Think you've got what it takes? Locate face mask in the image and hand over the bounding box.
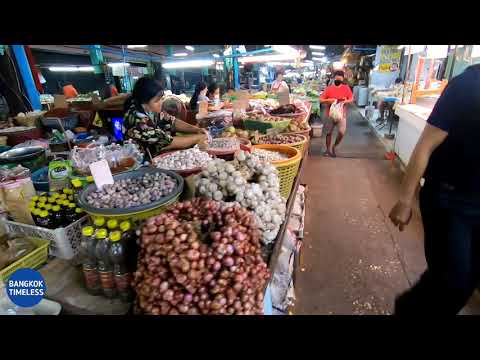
[334,80,342,86]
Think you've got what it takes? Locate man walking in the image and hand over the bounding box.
[389,64,480,315]
[320,70,354,157]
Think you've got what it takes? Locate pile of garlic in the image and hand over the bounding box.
[155,146,212,171]
[194,150,286,244]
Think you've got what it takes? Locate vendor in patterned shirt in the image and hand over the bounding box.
[123,77,208,157]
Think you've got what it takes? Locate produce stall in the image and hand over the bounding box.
[0,94,312,316]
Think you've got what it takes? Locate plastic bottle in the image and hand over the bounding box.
[80,226,101,296]
[109,230,133,302]
[119,220,137,271]
[94,228,116,298]
[31,207,41,225]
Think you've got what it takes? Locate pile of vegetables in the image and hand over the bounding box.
[195,151,286,244]
[252,148,289,162]
[132,198,270,315]
[154,146,212,171]
[85,172,177,209]
[256,134,305,145]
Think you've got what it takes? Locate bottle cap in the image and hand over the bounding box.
[62,200,70,206]
[109,231,122,242]
[52,205,61,212]
[32,196,39,202]
[71,179,83,188]
[82,226,95,237]
[29,201,37,208]
[68,195,74,201]
[63,188,73,195]
[39,210,49,218]
[86,176,94,183]
[59,194,67,200]
[39,196,47,203]
[44,204,52,211]
[48,197,56,203]
[107,219,118,230]
[55,199,63,205]
[119,221,131,232]
[95,228,108,239]
[33,208,42,216]
[75,208,84,214]
[94,217,106,227]
[51,193,60,199]
[68,203,76,209]
[37,203,45,209]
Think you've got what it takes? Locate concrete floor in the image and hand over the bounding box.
[294,107,480,315]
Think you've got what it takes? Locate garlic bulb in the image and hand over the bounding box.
[155,145,212,171]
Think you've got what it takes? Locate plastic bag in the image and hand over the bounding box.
[0,236,37,270]
[3,178,36,224]
[48,159,73,192]
[330,100,346,123]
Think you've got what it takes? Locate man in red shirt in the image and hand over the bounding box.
[320,70,354,157]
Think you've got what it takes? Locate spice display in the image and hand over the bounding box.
[133,198,270,315]
[195,151,286,244]
[85,172,177,209]
[206,138,240,151]
[154,146,212,171]
[252,148,289,162]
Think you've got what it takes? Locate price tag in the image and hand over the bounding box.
[89,159,114,190]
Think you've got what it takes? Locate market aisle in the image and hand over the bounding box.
[294,107,428,315]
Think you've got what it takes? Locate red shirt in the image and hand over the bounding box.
[320,84,353,117]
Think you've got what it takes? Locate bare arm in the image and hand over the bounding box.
[175,119,205,134]
[389,123,448,230]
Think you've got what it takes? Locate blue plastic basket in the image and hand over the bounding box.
[31,166,49,192]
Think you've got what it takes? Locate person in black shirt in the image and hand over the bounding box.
[389,64,480,315]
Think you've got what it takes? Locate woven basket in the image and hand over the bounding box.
[252,144,301,199]
[257,134,308,156]
[283,123,312,138]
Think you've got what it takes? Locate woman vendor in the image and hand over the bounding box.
[206,82,224,110]
[124,77,208,157]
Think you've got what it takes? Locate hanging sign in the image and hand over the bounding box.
[378,46,401,72]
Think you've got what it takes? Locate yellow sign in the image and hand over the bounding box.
[379,46,401,72]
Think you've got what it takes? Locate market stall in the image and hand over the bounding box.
[0,91,312,316]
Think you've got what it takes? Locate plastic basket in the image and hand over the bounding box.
[252,144,301,199]
[2,216,89,260]
[257,134,308,156]
[78,168,184,222]
[0,238,50,282]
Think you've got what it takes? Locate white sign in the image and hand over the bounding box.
[89,160,114,190]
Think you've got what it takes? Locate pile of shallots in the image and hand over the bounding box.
[132,198,270,315]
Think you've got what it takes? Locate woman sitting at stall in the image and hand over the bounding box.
[206,82,224,110]
[124,77,207,157]
[189,82,209,113]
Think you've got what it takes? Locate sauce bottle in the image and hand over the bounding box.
[37,210,53,229]
[109,230,133,302]
[107,219,118,231]
[65,203,77,224]
[94,228,116,299]
[52,205,65,228]
[75,207,85,221]
[71,179,83,203]
[80,226,101,296]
